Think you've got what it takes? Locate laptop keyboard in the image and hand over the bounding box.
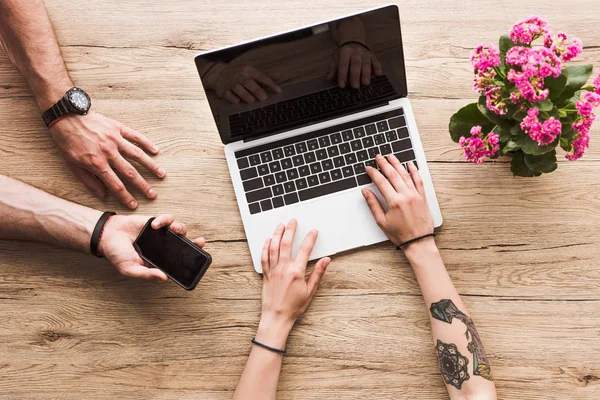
[229,75,396,138]
[234,108,417,215]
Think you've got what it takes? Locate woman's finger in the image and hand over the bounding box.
[279,219,297,263]
[408,161,426,196]
[224,89,241,105]
[307,257,330,297]
[232,83,256,104]
[269,223,285,267]
[387,154,415,191]
[362,188,386,227]
[295,229,318,269]
[261,237,271,276]
[361,57,372,86]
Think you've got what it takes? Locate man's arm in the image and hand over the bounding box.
[362,155,497,400]
[0,174,206,281]
[0,0,164,209]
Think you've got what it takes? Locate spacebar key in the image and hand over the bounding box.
[298,177,357,201]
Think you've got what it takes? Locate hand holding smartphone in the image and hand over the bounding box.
[134,218,212,290]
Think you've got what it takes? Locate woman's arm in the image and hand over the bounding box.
[233,219,330,399]
[362,155,497,400]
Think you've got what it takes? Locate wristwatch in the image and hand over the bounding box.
[42,87,91,128]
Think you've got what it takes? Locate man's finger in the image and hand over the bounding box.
[387,154,415,191]
[296,229,318,269]
[111,154,156,199]
[152,214,175,229]
[269,223,285,267]
[94,164,137,209]
[361,58,372,86]
[241,78,268,101]
[170,221,187,236]
[192,237,206,248]
[279,219,297,263]
[70,164,106,198]
[120,140,165,179]
[365,166,396,204]
[349,55,362,89]
[362,188,386,227]
[261,237,271,276]
[337,48,351,88]
[120,124,159,155]
[375,154,406,192]
[121,263,168,281]
[232,83,256,104]
[307,257,330,297]
[224,90,241,104]
[250,70,282,93]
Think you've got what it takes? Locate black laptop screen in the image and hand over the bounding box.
[195,5,407,144]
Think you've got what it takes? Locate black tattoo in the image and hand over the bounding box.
[430,299,493,381]
[435,340,470,389]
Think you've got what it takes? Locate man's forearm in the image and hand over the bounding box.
[405,239,497,399]
[0,0,73,110]
[0,175,102,253]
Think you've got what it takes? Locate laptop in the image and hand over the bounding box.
[195,4,442,272]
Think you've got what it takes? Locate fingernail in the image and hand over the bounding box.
[310,229,318,234]
[339,80,345,87]
[409,160,415,167]
[289,218,296,224]
[362,189,368,198]
[152,145,159,153]
[158,168,166,177]
[375,154,382,159]
[275,87,282,93]
[365,166,373,170]
[129,200,137,209]
[390,154,397,160]
[148,188,156,198]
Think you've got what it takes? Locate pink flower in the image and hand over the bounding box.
[508,69,549,102]
[506,46,530,66]
[594,73,600,95]
[471,44,501,72]
[576,100,593,116]
[459,126,500,163]
[473,69,497,94]
[485,87,507,115]
[510,16,550,44]
[567,105,596,160]
[520,108,561,145]
[583,92,600,108]
[562,37,583,62]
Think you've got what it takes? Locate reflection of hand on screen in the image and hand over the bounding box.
[327,42,383,89]
[204,63,282,105]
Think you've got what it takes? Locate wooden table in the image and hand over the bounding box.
[1,1,599,398]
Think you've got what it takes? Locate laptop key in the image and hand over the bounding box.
[260,151,273,163]
[272,148,284,160]
[272,196,285,208]
[357,150,368,161]
[249,155,261,166]
[269,161,281,173]
[307,139,318,150]
[243,177,263,192]
[353,126,366,138]
[298,165,310,177]
[281,158,293,169]
[342,166,354,177]
[365,124,377,135]
[342,130,353,141]
[362,136,374,148]
[237,157,249,169]
[246,187,272,203]
[333,156,345,168]
[298,177,357,201]
[388,115,406,129]
[260,199,273,211]
[330,132,342,144]
[356,173,372,186]
[263,174,275,186]
[284,192,300,205]
[353,163,366,174]
[307,175,319,187]
[377,120,389,132]
[345,153,357,164]
[339,143,351,154]
[368,147,379,159]
[395,149,416,163]
[316,149,328,160]
[286,168,299,180]
[365,160,377,169]
[374,133,385,145]
[318,136,331,148]
[249,202,261,215]
[380,144,392,155]
[310,162,322,174]
[327,146,340,157]
[397,127,410,139]
[331,168,343,180]
[258,165,269,176]
[284,181,296,193]
[284,145,296,156]
[272,184,284,196]
[304,151,316,163]
[392,138,412,153]
[240,167,258,181]
[275,172,287,183]
[351,140,363,151]
[322,159,334,171]
[296,178,308,190]
[293,155,304,167]
[295,142,308,153]
[319,172,331,184]
[386,130,398,142]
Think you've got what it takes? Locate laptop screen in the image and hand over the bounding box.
[195,5,407,144]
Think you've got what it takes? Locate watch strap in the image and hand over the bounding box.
[90,212,117,258]
[42,92,74,127]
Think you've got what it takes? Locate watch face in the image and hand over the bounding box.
[69,89,90,112]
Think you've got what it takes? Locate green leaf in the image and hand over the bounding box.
[448,103,494,143]
[559,124,577,152]
[560,136,572,152]
[513,109,527,121]
[558,109,567,118]
[477,95,504,125]
[499,34,515,72]
[496,126,513,143]
[511,150,539,177]
[555,64,594,104]
[524,151,557,173]
[545,74,567,100]
[534,99,554,112]
[503,139,521,153]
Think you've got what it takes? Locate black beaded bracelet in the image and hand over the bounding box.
[396,233,436,250]
[251,338,286,354]
[90,211,116,258]
[338,40,371,52]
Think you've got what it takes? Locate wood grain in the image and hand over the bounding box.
[1,0,600,399]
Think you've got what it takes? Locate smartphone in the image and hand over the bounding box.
[133,218,212,290]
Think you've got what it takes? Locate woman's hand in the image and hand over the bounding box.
[327,42,383,89]
[98,214,206,281]
[256,219,330,347]
[362,155,434,248]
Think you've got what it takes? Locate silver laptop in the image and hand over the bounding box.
[195,5,442,272]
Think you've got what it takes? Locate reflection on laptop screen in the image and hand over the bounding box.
[195,5,407,144]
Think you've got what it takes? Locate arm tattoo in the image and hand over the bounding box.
[436,340,470,389]
[430,299,493,381]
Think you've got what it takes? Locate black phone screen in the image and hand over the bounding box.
[135,222,211,289]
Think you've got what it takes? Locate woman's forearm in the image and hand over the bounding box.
[0,175,102,253]
[405,238,497,400]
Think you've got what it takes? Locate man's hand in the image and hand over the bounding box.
[98,213,206,281]
[49,111,165,209]
[327,43,383,89]
[204,62,281,105]
[362,155,434,247]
